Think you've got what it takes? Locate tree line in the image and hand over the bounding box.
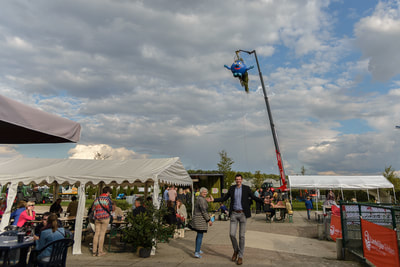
[187,150,280,189]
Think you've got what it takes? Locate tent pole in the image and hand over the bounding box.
[315,187,318,212]
[341,188,344,201]
[393,187,396,204]
[377,189,380,203]
[72,183,86,255]
[153,178,160,209]
[0,183,18,231]
[367,189,369,202]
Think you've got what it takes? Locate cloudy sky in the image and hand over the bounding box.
[1,0,400,176]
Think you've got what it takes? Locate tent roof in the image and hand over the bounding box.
[288,175,394,190]
[0,95,81,143]
[0,157,192,186]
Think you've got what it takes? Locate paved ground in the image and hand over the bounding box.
[61,209,363,267]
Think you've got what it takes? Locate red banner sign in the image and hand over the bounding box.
[329,214,342,242]
[361,218,400,267]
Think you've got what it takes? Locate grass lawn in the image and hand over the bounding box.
[291,199,323,211]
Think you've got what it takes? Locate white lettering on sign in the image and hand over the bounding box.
[363,230,395,256]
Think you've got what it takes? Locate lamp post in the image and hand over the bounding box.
[236,49,287,191]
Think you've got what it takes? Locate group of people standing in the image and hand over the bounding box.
[253,187,276,213]
[163,185,191,206]
[162,186,189,228]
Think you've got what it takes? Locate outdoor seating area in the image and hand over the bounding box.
[0,231,73,267]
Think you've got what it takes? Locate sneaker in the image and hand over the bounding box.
[194,252,202,258]
[199,250,204,254]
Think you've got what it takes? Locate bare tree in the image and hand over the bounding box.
[94,152,111,160]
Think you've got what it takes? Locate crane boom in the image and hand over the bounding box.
[236,50,288,191]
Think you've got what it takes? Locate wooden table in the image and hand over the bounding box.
[273,203,287,221]
[59,216,77,229]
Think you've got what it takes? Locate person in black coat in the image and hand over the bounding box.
[49,198,63,217]
[211,174,264,265]
[132,198,146,217]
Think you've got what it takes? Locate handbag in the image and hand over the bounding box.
[88,201,96,223]
[99,202,113,224]
[176,213,185,222]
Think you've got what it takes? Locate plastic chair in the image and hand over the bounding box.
[29,238,74,267]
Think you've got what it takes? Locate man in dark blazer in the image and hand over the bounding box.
[211,173,265,265]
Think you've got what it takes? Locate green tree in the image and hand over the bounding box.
[217,150,235,188]
[224,171,236,189]
[301,166,306,175]
[112,186,117,199]
[126,186,132,196]
[383,165,400,190]
[133,186,139,194]
[253,170,264,189]
[217,150,234,173]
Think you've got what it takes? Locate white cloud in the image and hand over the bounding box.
[68,144,147,160]
[0,146,19,158]
[354,1,400,81]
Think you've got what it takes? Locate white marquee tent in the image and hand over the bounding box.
[288,175,396,203]
[0,157,192,254]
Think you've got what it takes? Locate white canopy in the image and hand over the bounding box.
[0,157,192,254]
[288,175,394,190]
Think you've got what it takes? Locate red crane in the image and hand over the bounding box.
[235,50,288,191]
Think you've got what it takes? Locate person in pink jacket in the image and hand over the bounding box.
[17,201,36,227]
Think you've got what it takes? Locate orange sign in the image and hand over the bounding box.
[329,214,342,241]
[361,218,400,267]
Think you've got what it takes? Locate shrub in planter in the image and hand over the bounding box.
[122,201,176,256]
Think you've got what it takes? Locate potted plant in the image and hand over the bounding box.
[122,201,176,258]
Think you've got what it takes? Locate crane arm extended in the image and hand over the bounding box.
[236,50,288,191]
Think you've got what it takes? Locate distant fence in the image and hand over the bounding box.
[339,202,400,257]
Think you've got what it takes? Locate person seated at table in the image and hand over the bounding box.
[285,198,293,214]
[175,199,187,228]
[111,201,124,221]
[132,198,146,217]
[34,213,64,240]
[214,202,229,220]
[279,198,293,220]
[50,198,63,217]
[11,201,26,226]
[66,196,78,217]
[272,192,279,203]
[263,196,275,221]
[34,213,65,264]
[163,200,177,225]
[17,201,36,227]
[34,212,49,240]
